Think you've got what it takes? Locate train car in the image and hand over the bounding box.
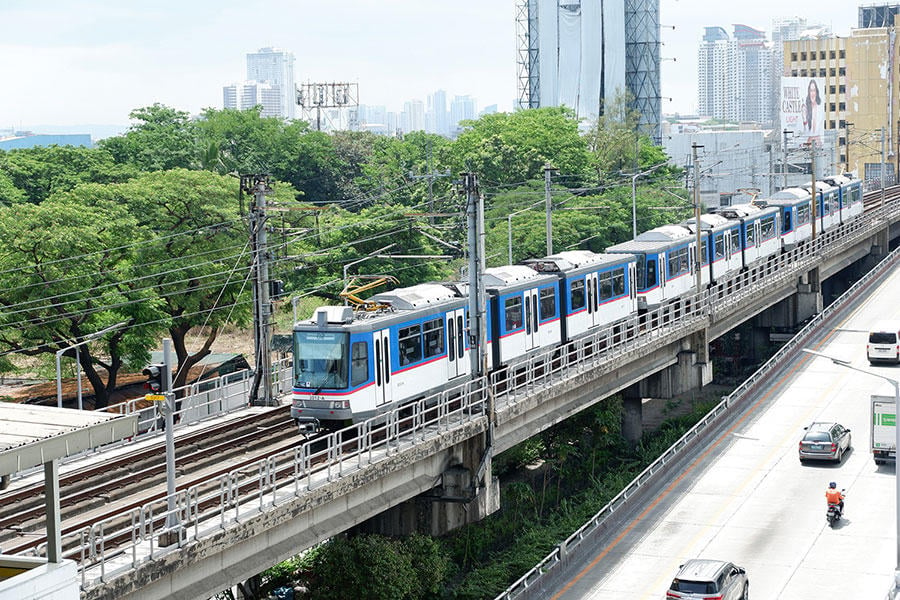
[606,224,698,310]
[756,188,812,250]
[713,203,781,265]
[810,180,841,232]
[524,250,637,342]
[290,283,469,427]
[483,265,561,370]
[823,174,863,222]
[682,213,742,282]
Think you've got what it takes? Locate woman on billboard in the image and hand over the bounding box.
[802,79,824,146]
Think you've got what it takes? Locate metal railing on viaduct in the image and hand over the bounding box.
[29,196,900,599]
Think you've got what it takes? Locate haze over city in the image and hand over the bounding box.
[1,0,860,129]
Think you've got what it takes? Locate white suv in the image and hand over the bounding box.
[666,559,749,599]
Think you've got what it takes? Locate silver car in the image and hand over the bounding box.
[666,559,749,599]
[798,421,851,463]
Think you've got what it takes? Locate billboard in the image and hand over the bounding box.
[781,76,826,148]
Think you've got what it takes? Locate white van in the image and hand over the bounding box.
[867,321,900,364]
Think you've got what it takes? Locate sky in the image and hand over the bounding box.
[0,0,862,130]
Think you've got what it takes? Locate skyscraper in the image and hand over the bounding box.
[222,81,283,118]
[697,25,772,124]
[517,0,660,140]
[245,47,296,119]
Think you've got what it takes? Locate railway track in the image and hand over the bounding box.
[0,405,315,555]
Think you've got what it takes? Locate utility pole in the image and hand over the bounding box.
[544,163,558,256]
[691,143,704,294]
[882,126,887,209]
[242,174,276,407]
[409,139,452,224]
[808,142,818,239]
[846,121,853,174]
[782,129,791,189]
[463,173,487,380]
[162,338,179,544]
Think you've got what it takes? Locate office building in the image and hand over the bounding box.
[222,81,283,119]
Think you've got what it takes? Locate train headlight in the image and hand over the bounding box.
[331,400,349,410]
[294,399,305,408]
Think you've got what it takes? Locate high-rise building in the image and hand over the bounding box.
[859,4,900,28]
[450,95,477,134]
[245,47,296,119]
[517,0,660,140]
[402,100,426,133]
[222,81,283,118]
[428,90,449,136]
[697,24,773,124]
[785,26,900,182]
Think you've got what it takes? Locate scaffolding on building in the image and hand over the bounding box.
[625,0,662,143]
[516,0,540,109]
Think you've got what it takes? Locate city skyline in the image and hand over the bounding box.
[1,0,860,130]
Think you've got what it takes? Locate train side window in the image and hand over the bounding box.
[599,272,613,300]
[729,229,740,255]
[398,324,422,366]
[645,258,657,288]
[714,236,725,260]
[423,318,444,358]
[524,297,532,333]
[505,296,523,330]
[570,279,585,310]
[612,269,625,296]
[532,294,539,330]
[539,287,556,320]
[782,209,792,231]
[760,217,775,241]
[746,223,756,247]
[457,315,465,357]
[351,341,368,386]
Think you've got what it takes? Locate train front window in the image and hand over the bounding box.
[294,331,349,389]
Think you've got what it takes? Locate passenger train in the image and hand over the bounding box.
[290,175,863,429]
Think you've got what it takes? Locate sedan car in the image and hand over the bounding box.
[799,421,851,463]
[666,559,748,600]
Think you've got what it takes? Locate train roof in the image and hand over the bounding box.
[767,187,809,201]
[369,283,462,310]
[683,213,730,231]
[714,203,778,219]
[482,264,557,291]
[634,224,692,242]
[523,250,633,274]
[822,174,852,186]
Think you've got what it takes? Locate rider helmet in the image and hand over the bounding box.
[829,481,837,488]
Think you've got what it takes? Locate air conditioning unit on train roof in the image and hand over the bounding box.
[313,306,354,326]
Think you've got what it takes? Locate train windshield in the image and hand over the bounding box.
[293,331,349,390]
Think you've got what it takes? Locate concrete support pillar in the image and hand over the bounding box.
[621,394,643,449]
[354,432,499,538]
[636,330,712,400]
[796,267,823,322]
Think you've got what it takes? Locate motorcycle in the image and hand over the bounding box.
[826,490,846,528]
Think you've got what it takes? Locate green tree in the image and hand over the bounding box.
[98,104,197,171]
[63,169,290,391]
[0,145,136,204]
[0,199,167,407]
[307,534,449,600]
[447,107,592,188]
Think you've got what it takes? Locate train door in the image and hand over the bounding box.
[373,329,392,406]
[585,272,598,326]
[523,289,539,350]
[446,309,467,379]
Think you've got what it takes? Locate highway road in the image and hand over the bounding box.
[554,266,900,599]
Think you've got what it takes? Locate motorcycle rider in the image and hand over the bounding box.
[825,481,845,515]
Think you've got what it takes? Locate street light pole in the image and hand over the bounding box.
[55,321,128,409]
[802,348,900,593]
